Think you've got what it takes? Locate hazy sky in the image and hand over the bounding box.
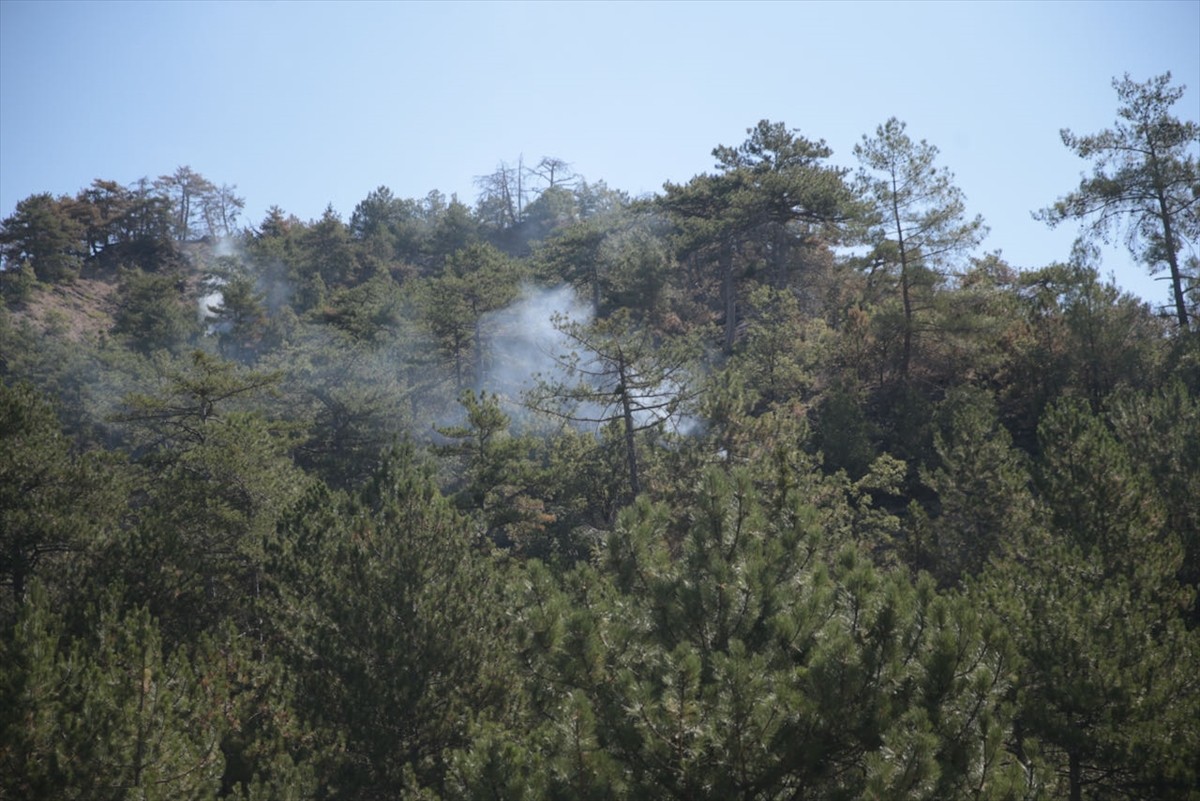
[2,0,1197,308]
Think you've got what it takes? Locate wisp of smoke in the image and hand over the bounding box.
[196,236,292,326]
[212,235,240,259]
[198,276,227,331]
[482,284,699,437]
[482,283,593,414]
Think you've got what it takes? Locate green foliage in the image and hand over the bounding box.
[350,185,436,272]
[0,259,38,306]
[998,261,1165,446]
[87,178,185,272]
[532,208,674,322]
[320,272,406,344]
[428,198,482,267]
[855,118,987,382]
[1,584,319,800]
[110,352,305,640]
[435,390,551,550]
[266,326,421,490]
[533,217,611,313]
[733,284,832,409]
[419,243,523,390]
[1,584,227,800]
[595,220,674,320]
[0,193,85,283]
[662,120,855,353]
[3,109,1194,799]
[450,469,1030,800]
[966,394,1200,800]
[920,253,1020,390]
[911,386,1036,584]
[1036,73,1199,329]
[0,313,121,447]
[298,206,358,296]
[981,533,1200,801]
[0,382,125,621]
[113,266,202,355]
[533,424,631,558]
[1107,381,1200,616]
[521,184,581,246]
[267,450,514,797]
[527,308,701,500]
[1035,397,1176,585]
[813,379,878,478]
[205,258,271,362]
[244,206,305,308]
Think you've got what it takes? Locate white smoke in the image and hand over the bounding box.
[481,284,697,437]
[196,237,238,327]
[212,235,240,259]
[196,235,291,328]
[198,275,226,330]
[482,283,593,410]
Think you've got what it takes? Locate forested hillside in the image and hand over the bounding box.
[1,74,1197,800]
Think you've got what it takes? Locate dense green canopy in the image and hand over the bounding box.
[2,76,1198,800]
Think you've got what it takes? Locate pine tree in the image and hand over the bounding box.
[1,585,226,800]
[527,309,700,502]
[0,193,85,283]
[662,120,853,354]
[111,352,306,642]
[854,118,986,383]
[0,382,125,619]
[434,390,551,550]
[419,243,523,391]
[1036,73,1199,329]
[976,397,1200,800]
[266,448,514,797]
[112,267,202,355]
[913,386,1036,584]
[452,468,1032,800]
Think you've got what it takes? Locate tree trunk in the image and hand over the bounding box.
[11,558,25,604]
[1068,749,1082,801]
[721,242,736,355]
[1155,184,1190,330]
[891,175,914,381]
[772,225,790,289]
[590,261,602,316]
[473,316,484,389]
[617,358,640,498]
[178,191,190,242]
[900,260,913,380]
[454,340,464,392]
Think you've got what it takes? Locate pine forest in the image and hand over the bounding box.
[1,73,1198,800]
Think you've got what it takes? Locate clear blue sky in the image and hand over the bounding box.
[2,0,1197,308]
